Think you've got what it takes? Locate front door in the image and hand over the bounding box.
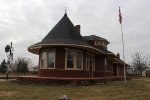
[86,53,95,77]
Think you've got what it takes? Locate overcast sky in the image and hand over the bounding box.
[0,0,150,66]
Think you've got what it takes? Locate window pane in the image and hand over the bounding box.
[67,51,74,60]
[76,60,82,69]
[48,52,55,60]
[77,51,82,60]
[48,60,54,68]
[67,50,75,68]
[48,51,55,68]
[67,60,74,68]
[41,52,47,68]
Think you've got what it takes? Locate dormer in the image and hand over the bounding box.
[84,35,109,50]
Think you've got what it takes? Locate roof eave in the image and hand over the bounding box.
[28,43,105,54]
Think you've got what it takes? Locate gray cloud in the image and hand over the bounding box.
[0,0,150,65]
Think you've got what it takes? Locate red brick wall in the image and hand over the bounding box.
[38,47,90,78]
[93,71,105,77]
[104,71,113,77]
[38,69,89,78]
[95,55,105,71]
[38,47,109,78]
[55,47,65,69]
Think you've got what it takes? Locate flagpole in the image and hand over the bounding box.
[121,23,126,84]
[119,7,126,84]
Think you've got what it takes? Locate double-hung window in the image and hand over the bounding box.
[48,50,55,69]
[66,50,75,69]
[66,49,83,70]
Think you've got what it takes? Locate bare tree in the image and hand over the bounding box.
[131,52,149,76]
[14,57,32,75]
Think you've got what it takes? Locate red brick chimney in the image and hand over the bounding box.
[117,53,120,58]
[75,25,80,34]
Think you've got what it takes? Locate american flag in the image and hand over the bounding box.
[119,7,122,24]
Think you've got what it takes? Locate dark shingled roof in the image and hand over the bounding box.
[38,13,90,46]
[83,35,109,44]
[93,45,113,54]
[28,13,105,54]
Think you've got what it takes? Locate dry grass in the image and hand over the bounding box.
[0,77,150,100]
[0,91,17,96]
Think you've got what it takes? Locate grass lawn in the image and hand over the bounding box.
[0,77,150,100]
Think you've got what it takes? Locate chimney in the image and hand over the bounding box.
[75,25,80,34]
[117,53,120,58]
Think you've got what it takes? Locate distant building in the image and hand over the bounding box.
[27,13,127,79]
[142,67,150,77]
[28,66,38,72]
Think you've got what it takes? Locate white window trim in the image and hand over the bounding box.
[65,49,75,70]
[40,49,56,69]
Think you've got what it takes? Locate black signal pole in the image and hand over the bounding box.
[5,42,14,80]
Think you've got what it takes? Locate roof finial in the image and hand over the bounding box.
[64,7,67,16]
[65,7,67,13]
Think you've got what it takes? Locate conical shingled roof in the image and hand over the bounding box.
[40,13,89,45]
[28,13,104,54]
